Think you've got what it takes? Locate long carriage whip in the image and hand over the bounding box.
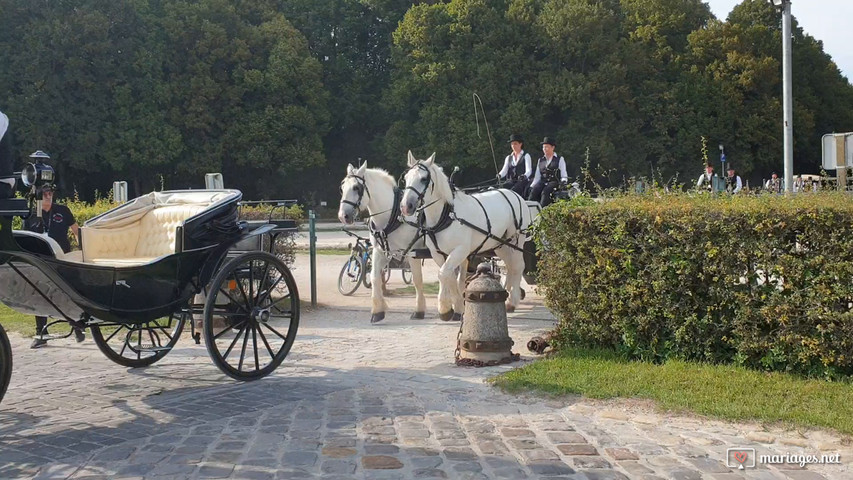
[473,93,499,175]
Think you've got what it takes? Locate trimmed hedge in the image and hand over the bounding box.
[536,193,853,379]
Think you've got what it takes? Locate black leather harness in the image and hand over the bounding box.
[406,163,528,260]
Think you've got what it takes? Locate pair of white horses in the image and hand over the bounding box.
[337,151,534,323]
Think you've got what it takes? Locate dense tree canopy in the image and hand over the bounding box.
[0,0,851,201]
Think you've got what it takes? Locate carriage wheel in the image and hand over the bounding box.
[90,311,186,368]
[203,251,299,381]
[338,254,364,296]
[0,324,12,403]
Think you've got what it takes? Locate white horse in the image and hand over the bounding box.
[401,152,533,318]
[338,162,428,323]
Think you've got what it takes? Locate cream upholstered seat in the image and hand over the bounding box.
[80,190,238,267]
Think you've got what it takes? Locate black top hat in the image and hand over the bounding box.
[540,136,557,147]
[508,134,524,144]
[726,165,735,171]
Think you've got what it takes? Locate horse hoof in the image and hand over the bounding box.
[370,312,386,324]
[506,304,516,313]
[439,310,455,321]
[451,312,462,322]
[411,311,425,320]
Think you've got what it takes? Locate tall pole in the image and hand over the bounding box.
[782,1,794,193]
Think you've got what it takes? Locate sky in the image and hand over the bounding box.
[705,0,852,82]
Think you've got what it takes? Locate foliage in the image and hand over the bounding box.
[536,192,853,379]
[0,0,852,203]
[0,0,330,200]
[491,347,853,436]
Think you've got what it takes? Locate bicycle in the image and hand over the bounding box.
[338,229,412,295]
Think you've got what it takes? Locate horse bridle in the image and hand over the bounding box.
[339,174,370,211]
[404,163,435,211]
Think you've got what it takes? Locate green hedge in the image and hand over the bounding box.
[536,193,853,379]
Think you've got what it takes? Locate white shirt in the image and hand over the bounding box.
[531,154,568,186]
[499,150,532,179]
[697,172,714,188]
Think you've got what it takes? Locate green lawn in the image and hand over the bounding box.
[295,248,351,256]
[491,347,853,436]
[389,282,440,295]
[0,303,36,337]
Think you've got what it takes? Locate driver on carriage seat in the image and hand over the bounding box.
[528,136,568,207]
[498,134,532,196]
[0,109,14,199]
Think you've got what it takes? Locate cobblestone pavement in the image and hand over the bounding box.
[0,255,849,479]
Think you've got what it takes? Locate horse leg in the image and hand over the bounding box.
[496,245,525,312]
[453,258,468,321]
[370,247,389,323]
[409,258,426,319]
[438,247,467,321]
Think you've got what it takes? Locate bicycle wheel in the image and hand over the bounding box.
[383,266,391,284]
[402,266,413,285]
[338,255,363,296]
[363,256,373,289]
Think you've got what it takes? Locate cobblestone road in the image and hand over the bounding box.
[0,254,849,479]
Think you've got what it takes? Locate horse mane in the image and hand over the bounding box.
[364,167,396,192]
[424,162,455,205]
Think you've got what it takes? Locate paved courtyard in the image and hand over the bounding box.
[0,254,849,479]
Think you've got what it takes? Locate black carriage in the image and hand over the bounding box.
[0,183,300,404]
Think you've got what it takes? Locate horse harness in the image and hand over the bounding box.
[407,163,528,260]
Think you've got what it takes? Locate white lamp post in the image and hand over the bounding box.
[769,0,794,193]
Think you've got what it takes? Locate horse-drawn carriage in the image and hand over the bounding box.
[0,162,300,404]
[338,154,550,323]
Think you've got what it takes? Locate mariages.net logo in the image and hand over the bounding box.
[727,448,842,470]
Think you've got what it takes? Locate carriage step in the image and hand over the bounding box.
[33,333,71,341]
[136,345,172,353]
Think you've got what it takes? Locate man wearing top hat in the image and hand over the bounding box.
[498,134,532,196]
[528,136,568,207]
[725,165,742,194]
[0,108,14,199]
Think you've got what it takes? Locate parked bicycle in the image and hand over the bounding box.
[338,229,412,296]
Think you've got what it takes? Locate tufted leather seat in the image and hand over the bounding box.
[81,204,208,266]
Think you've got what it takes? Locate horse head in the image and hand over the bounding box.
[401,150,444,216]
[338,162,368,224]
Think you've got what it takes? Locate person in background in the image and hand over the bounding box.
[528,136,567,207]
[696,164,715,192]
[725,166,742,194]
[0,109,14,199]
[498,134,532,196]
[24,156,83,348]
[765,172,782,194]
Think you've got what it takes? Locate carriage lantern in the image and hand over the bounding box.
[21,151,56,219]
[457,263,520,367]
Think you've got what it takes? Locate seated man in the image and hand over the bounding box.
[498,134,532,196]
[0,109,13,199]
[528,136,568,207]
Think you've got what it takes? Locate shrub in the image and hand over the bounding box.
[535,192,853,379]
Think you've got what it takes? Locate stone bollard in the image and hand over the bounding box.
[456,263,520,367]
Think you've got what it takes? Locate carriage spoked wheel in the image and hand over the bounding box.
[0,324,12,403]
[402,264,413,285]
[203,251,299,381]
[90,310,187,368]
